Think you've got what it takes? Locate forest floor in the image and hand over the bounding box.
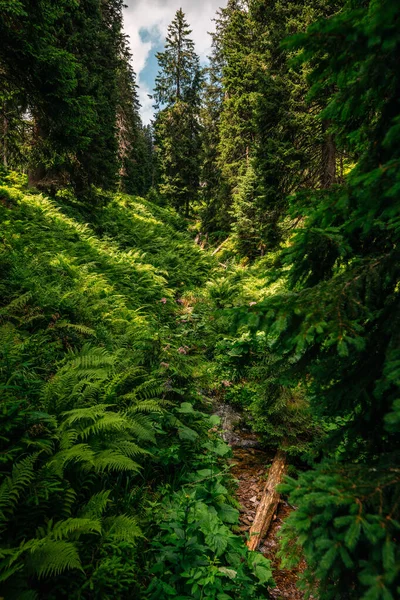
[230,446,306,600]
[213,402,306,597]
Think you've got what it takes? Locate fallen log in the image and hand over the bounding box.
[211,237,230,256]
[246,449,287,551]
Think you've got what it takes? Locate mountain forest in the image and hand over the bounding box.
[0,0,399,598]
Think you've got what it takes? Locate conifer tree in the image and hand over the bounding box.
[241,1,400,596]
[201,0,345,255]
[0,78,30,170]
[116,38,153,197]
[247,0,345,253]
[153,9,202,215]
[200,3,236,236]
[216,1,257,198]
[0,0,148,197]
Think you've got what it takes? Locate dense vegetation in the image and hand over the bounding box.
[1,0,399,599]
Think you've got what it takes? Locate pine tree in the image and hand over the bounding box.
[200,4,235,237]
[116,36,153,197]
[0,0,132,196]
[0,78,30,171]
[153,8,201,108]
[241,1,400,596]
[248,0,345,253]
[153,9,203,215]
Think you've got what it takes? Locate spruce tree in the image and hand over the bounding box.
[116,38,153,197]
[248,0,345,253]
[0,78,30,170]
[153,9,202,215]
[200,3,236,237]
[240,1,400,596]
[216,1,257,198]
[0,0,137,196]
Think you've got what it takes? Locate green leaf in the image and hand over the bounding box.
[217,504,239,524]
[218,567,237,580]
[178,426,199,441]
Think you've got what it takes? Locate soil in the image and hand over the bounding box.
[230,446,306,600]
[213,400,306,598]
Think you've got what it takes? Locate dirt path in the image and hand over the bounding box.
[230,447,306,600]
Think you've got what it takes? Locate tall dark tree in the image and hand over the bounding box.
[200,2,239,237]
[247,0,345,253]
[0,76,30,171]
[201,0,345,255]
[241,1,400,596]
[0,0,145,197]
[116,39,153,197]
[153,9,203,215]
[153,8,200,107]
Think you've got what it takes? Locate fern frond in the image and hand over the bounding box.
[132,378,165,400]
[110,441,150,458]
[128,399,165,414]
[79,490,111,519]
[78,412,131,440]
[66,346,115,370]
[103,515,142,542]
[59,430,79,451]
[0,559,24,583]
[124,413,156,442]
[0,292,33,321]
[55,321,95,336]
[0,454,38,519]
[50,518,102,540]
[92,450,141,473]
[60,405,115,428]
[49,444,94,474]
[28,540,82,578]
[62,487,77,518]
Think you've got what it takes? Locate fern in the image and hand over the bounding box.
[28,539,83,578]
[49,517,102,541]
[78,412,134,440]
[103,515,142,542]
[0,183,215,598]
[0,454,38,521]
[61,487,77,518]
[60,404,116,428]
[0,292,33,321]
[65,345,115,370]
[49,444,95,475]
[55,321,96,336]
[110,440,150,458]
[79,491,111,519]
[92,450,141,473]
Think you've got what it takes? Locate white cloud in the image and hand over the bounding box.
[137,80,155,125]
[123,0,223,122]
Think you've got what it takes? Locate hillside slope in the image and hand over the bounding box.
[0,174,273,600]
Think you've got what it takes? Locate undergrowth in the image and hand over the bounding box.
[0,173,274,599]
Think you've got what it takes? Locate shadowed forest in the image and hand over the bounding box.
[0,1,399,599]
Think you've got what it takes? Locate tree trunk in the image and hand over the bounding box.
[3,110,8,169]
[321,120,336,189]
[246,450,287,551]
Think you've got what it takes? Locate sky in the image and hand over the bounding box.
[123,1,223,123]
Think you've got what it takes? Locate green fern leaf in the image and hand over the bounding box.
[93,450,141,473]
[29,540,82,578]
[103,515,142,541]
[80,491,111,519]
